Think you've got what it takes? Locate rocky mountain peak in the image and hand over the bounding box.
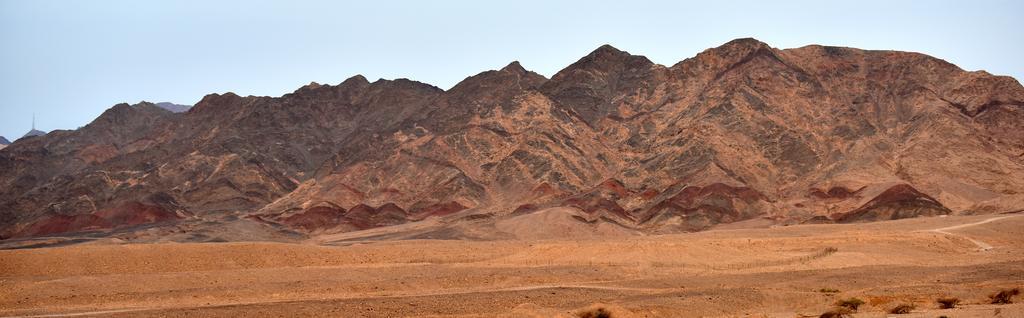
[371,78,442,90]
[719,37,772,51]
[588,44,631,60]
[551,44,656,80]
[340,74,370,86]
[450,61,548,94]
[673,37,781,73]
[500,61,527,73]
[288,81,331,98]
[303,81,324,90]
[190,92,247,114]
[284,75,375,103]
[94,102,173,124]
[541,44,665,125]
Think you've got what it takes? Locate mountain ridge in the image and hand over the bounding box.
[1,38,1022,241]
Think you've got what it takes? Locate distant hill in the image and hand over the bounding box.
[19,129,45,140]
[154,102,191,113]
[0,136,9,145]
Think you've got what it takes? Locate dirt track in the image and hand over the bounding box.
[1,214,1023,317]
[927,215,1018,251]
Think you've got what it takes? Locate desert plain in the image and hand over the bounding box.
[2,213,1022,318]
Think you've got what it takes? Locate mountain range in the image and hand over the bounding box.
[1,38,1022,241]
[154,102,192,113]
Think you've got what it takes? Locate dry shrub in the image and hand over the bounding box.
[818,307,853,318]
[577,307,613,318]
[819,288,840,293]
[836,297,865,311]
[936,297,960,309]
[889,303,915,314]
[990,288,1021,304]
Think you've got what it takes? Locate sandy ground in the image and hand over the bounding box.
[1,214,1023,317]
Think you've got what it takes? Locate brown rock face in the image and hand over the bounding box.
[1,38,1023,240]
[834,184,951,223]
[279,206,347,233]
[11,201,178,238]
[641,183,771,231]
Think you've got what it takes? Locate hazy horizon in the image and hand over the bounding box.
[1,0,1021,140]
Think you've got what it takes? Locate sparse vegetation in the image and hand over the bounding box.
[818,307,853,318]
[936,297,960,309]
[889,303,915,314]
[990,288,1020,304]
[819,288,840,293]
[577,307,613,318]
[836,297,865,311]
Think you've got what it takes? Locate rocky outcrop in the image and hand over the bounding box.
[5,201,179,238]
[2,38,1022,240]
[834,184,951,223]
[641,183,772,231]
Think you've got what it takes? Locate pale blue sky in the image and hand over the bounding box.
[1,0,1021,140]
